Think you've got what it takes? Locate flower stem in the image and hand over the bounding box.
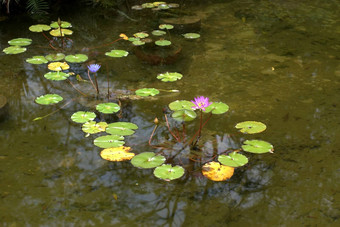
[94,73,99,95]
[87,70,98,93]
[67,79,87,97]
[164,113,180,142]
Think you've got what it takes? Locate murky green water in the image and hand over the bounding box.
[1,0,339,226]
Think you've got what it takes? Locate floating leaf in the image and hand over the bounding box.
[235,121,267,134]
[158,4,170,9]
[65,54,88,63]
[168,3,179,8]
[218,152,248,167]
[44,71,70,81]
[131,5,143,10]
[204,102,229,114]
[26,56,48,64]
[169,100,195,111]
[202,161,234,181]
[71,111,96,123]
[242,140,274,154]
[153,2,166,6]
[48,62,70,71]
[131,152,166,169]
[152,30,166,36]
[155,40,171,46]
[45,53,65,61]
[135,88,159,97]
[96,103,120,114]
[128,37,140,42]
[50,21,72,28]
[159,24,174,30]
[29,24,51,32]
[49,28,73,37]
[154,164,185,181]
[82,121,108,134]
[3,46,26,54]
[8,38,32,46]
[94,135,125,148]
[35,94,63,105]
[157,72,182,82]
[132,40,145,46]
[100,146,134,161]
[183,33,201,39]
[172,109,197,122]
[105,50,129,58]
[142,3,154,8]
[134,32,149,39]
[106,122,138,136]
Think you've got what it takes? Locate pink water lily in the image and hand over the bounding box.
[191,96,212,111]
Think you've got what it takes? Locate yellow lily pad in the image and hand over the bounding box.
[100,146,135,162]
[202,161,234,181]
[48,62,70,71]
[49,28,73,37]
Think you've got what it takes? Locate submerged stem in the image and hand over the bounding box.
[33,99,73,121]
[67,79,87,97]
[87,70,98,94]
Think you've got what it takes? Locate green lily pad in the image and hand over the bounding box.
[96,103,120,114]
[35,94,63,105]
[82,121,108,134]
[128,37,140,42]
[204,102,229,114]
[235,121,266,134]
[157,72,182,82]
[132,40,145,46]
[155,40,171,46]
[183,33,201,39]
[105,50,129,58]
[158,4,170,9]
[172,109,197,122]
[50,21,72,28]
[8,38,32,46]
[169,100,195,111]
[49,28,73,37]
[131,152,166,169]
[29,24,51,32]
[3,46,26,54]
[106,122,138,136]
[44,71,70,81]
[65,54,88,63]
[242,140,274,154]
[142,3,154,8]
[134,32,149,39]
[94,135,125,148]
[71,111,96,123]
[26,56,48,64]
[135,88,159,97]
[154,164,185,181]
[45,53,65,61]
[218,152,249,167]
[159,24,174,30]
[152,30,166,36]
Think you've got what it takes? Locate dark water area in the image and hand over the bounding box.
[0,0,339,226]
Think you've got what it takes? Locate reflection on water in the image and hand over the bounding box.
[0,0,339,225]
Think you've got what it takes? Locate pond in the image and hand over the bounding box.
[0,0,339,225]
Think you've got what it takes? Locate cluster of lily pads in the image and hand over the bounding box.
[131,1,179,11]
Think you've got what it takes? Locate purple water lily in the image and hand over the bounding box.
[87,64,101,73]
[191,96,212,111]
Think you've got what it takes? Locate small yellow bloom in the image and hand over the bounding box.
[120,33,128,40]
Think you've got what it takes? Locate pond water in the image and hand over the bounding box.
[0,0,339,226]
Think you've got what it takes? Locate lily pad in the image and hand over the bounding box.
[82,121,108,134]
[106,122,138,136]
[48,62,70,71]
[49,28,73,37]
[154,164,185,181]
[8,38,32,46]
[96,103,120,114]
[65,54,88,63]
[94,135,125,148]
[183,33,201,39]
[128,37,140,42]
[131,5,143,10]
[29,24,51,32]
[71,111,96,123]
[172,109,197,122]
[105,50,129,58]
[152,30,166,36]
[155,40,171,46]
[50,21,72,28]
[131,152,166,169]
[134,32,149,39]
[132,40,145,46]
[100,146,135,162]
[218,152,248,167]
[35,94,63,105]
[26,56,48,64]
[158,4,170,9]
[169,100,195,111]
[157,72,182,82]
[153,2,166,6]
[159,24,174,30]
[204,102,229,114]
[135,88,159,97]
[202,161,234,181]
[3,46,26,54]
[142,3,154,8]
[235,121,267,134]
[44,71,70,81]
[45,53,65,61]
[242,140,274,154]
